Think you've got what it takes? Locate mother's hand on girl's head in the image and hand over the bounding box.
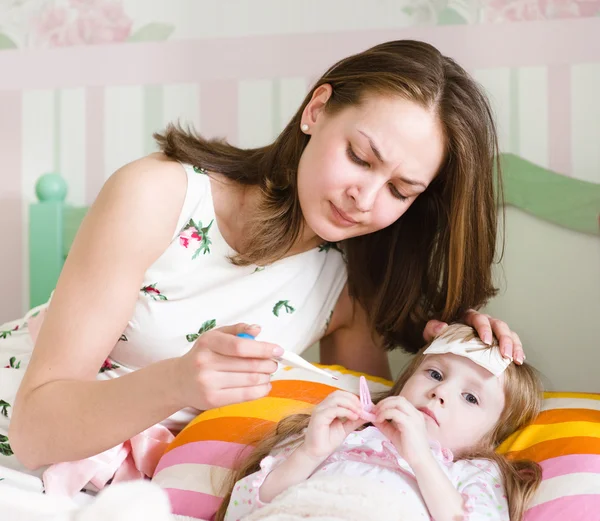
[424,311,525,365]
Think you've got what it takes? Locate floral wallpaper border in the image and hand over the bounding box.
[0,0,174,49]
[1,0,599,51]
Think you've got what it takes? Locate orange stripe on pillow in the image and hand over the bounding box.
[531,408,600,425]
[166,417,277,453]
[498,421,600,452]
[180,381,339,431]
[502,437,600,462]
[184,396,313,426]
[268,380,338,402]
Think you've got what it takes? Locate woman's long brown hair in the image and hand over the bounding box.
[155,40,503,352]
[214,325,542,521]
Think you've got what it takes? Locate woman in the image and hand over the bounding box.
[1,40,523,478]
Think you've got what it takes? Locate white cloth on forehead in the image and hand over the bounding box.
[423,336,511,376]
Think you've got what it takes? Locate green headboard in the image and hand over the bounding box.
[29,174,88,308]
[501,154,600,236]
[28,156,600,309]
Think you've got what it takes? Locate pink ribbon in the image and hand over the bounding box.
[43,423,174,496]
[359,376,377,423]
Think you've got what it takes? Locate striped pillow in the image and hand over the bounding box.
[154,376,600,521]
[497,392,600,520]
[152,365,392,520]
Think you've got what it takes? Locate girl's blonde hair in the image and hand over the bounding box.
[214,324,542,521]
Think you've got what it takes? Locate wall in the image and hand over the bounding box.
[0,0,598,391]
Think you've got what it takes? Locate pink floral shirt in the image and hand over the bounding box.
[224,426,509,521]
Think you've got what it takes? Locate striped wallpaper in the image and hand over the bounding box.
[1,20,599,322]
[0,9,598,391]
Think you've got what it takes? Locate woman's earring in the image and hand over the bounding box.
[301,124,309,133]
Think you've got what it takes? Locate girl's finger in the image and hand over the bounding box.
[375,396,411,413]
[376,407,406,426]
[343,417,368,435]
[373,420,397,438]
[331,406,360,422]
[396,397,419,414]
[321,393,362,415]
[331,392,362,409]
[321,391,358,407]
[316,405,360,424]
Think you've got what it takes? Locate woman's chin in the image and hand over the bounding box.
[314,220,363,243]
[304,221,343,244]
[317,229,351,243]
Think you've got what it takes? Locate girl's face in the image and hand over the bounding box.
[400,354,506,456]
[297,86,445,243]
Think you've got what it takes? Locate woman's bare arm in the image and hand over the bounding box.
[9,154,189,469]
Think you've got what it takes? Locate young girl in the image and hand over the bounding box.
[218,324,542,521]
[2,39,523,485]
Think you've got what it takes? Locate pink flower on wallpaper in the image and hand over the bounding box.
[30,5,70,47]
[71,2,132,44]
[484,0,600,22]
[31,0,132,48]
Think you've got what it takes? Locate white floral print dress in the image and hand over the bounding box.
[0,162,347,475]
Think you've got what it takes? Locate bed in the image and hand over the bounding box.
[5,160,599,520]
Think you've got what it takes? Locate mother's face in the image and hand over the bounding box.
[297,86,445,243]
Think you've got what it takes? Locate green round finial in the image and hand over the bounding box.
[35,173,68,202]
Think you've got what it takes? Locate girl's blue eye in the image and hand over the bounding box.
[428,369,443,381]
[346,145,370,168]
[463,393,479,405]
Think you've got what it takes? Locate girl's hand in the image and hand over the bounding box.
[423,311,525,364]
[373,396,431,468]
[302,391,366,461]
[175,324,280,410]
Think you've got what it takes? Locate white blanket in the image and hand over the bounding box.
[241,475,425,521]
